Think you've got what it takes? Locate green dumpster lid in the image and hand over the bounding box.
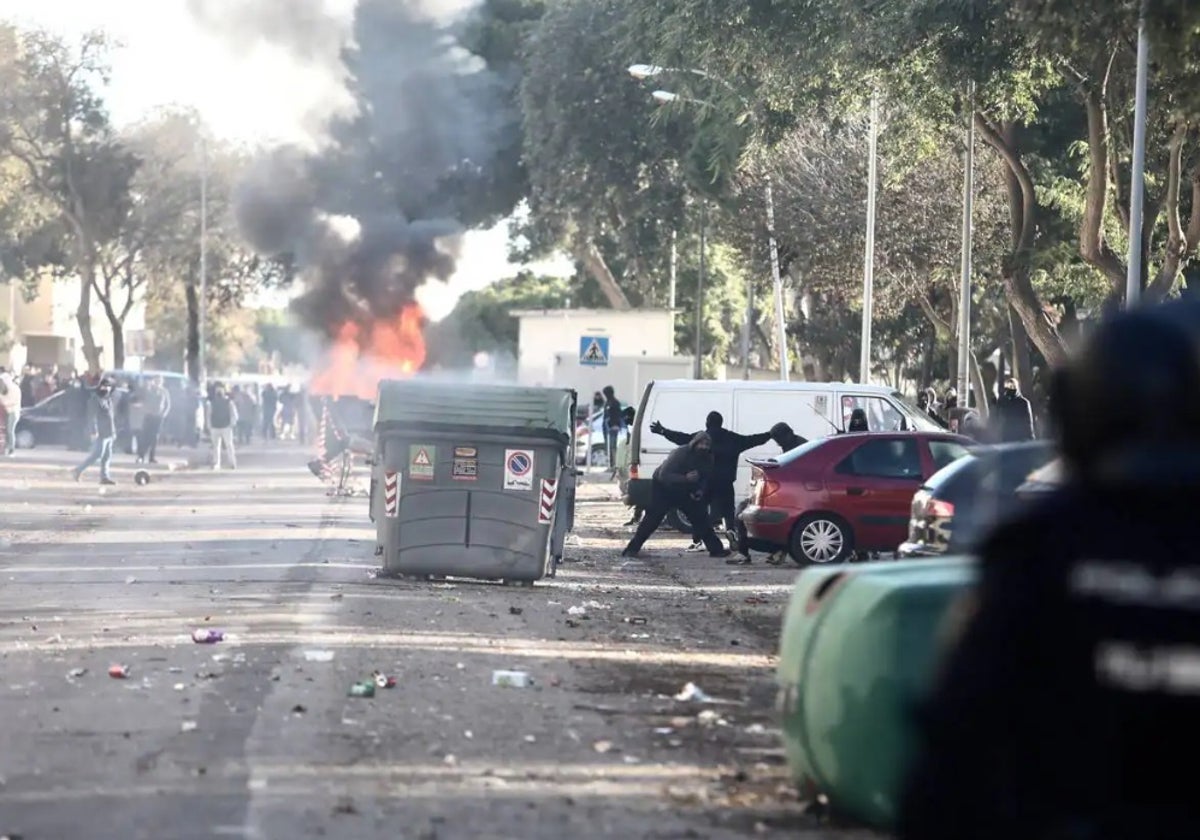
[373,379,575,436]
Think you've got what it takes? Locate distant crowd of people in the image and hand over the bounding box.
[914,376,1037,443]
[0,362,325,479]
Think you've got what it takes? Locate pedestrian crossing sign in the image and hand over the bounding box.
[579,335,610,367]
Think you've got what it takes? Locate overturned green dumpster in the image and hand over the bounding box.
[370,380,577,584]
[776,557,978,828]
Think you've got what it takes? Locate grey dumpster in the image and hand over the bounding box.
[371,380,577,584]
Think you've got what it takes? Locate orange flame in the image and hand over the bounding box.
[310,303,426,400]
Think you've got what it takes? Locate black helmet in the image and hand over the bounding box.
[1053,300,1200,483]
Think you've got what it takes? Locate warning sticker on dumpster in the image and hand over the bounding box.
[410,445,435,480]
[503,449,534,490]
[452,445,478,481]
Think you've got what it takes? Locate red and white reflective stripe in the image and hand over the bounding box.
[384,470,400,518]
[538,478,558,524]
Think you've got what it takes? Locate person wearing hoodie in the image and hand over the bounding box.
[732,422,810,566]
[650,411,773,552]
[72,376,118,484]
[621,432,730,558]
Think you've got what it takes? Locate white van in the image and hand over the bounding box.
[627,380,944,528]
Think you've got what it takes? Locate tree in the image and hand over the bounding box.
[0,27,138,372]
[520,0,693,308]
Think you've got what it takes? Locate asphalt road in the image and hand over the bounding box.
[0,445,879,840]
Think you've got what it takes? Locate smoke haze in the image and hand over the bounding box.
[189,0,519,349]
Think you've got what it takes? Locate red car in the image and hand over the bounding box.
[740,431,973,565]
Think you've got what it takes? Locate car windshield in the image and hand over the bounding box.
[890,391,945,432]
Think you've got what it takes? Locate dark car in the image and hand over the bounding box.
[740,431,973,565]
[13,391,77,449]
[898,440,1057,558]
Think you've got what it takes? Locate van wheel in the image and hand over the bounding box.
[790,514,853,566]
[665,508,693,534]
[15,428,35,449]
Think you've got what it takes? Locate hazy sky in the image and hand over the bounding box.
[0,0,574,310]
[0,0,357,147]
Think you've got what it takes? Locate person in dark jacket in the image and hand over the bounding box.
[846,408,869,432]
[898,301,1200,840]
[261,383,278,441]
[602,384,624,469]
[650,411,772,551]
[732,422,810,565]
[991,375,1035,442]
[206,382,239,469]
[622,432,730,558]
[72,376,117,484]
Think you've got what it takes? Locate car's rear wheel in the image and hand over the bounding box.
[590,444,610,468]
[14,428,35,450]
[665,508,692,534]
[790,514,853,566]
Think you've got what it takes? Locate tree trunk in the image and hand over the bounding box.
[186,281,201,384]
[976,117,1069,367]
[577,240,632,309]
[110,317,125,370]
[76,265,102,373]
[1009,305,1034,392]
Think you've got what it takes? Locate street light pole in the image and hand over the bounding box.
[695,202,706,379]
[669,228,677,311]
[860,89,879,383]
[1126,2,1150,308]
[956,83,976,402]
[198,137,208,386]
[765,176,789,381]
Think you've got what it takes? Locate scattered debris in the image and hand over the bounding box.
[330,592,344,601]
[623,616,648,625]
[674,682,713,703]
[108,664,130,679]
[653,727,675,735]
[744,723,767,735]
[303,650,335,662]
[697,709,724,727]
[291,704,307,715]
[744,595,770,605]
[565,619,580,628]
[66,668,87,679]
[566,606,588,617]
[373,671,397,689]
[332,796,358,815]
[180,720,198,732]
[191,629,224,644]
[593,740,614,754]
[348,681,376,698]
[508,606,523,616]
[173,683,186,691]
[523,734,536,743]
[492,670,530,688]
[124,576,137,585]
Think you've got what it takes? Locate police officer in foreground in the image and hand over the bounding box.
[899,301,1200,840]
[621,432,730,559]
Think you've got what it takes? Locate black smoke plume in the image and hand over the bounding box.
[189,0,519,343]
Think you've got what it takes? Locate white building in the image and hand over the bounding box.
[0,274,147,372]
[513,307,697,404]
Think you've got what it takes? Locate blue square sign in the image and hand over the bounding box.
[579,335,610,367]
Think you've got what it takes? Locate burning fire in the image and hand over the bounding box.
[310,303,426,400]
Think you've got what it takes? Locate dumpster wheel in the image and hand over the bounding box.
[502,579,536,588]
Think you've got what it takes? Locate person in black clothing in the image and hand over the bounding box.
[72,376,117,485]
[261,383,278,441]
[651,411,773,552]
[845,407,870,432]
[732,421,810,565]
[602,385,623,469]
[898,301,1200,840]
[621,432,729,558]
[991,375,1035,442]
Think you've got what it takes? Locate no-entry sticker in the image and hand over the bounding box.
[503,449,534,491]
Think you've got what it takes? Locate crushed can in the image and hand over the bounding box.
[348,681,376,698]
[134,470,151,486]
[491,669,531,688]
[191,628,225,644]
[373,671,397,689]
[108,664,130,679]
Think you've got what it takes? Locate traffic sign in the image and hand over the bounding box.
[580,335,609,367]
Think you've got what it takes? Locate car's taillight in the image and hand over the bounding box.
[761,479,781,501]
[928,499,955,518]
[630,464,639,479]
